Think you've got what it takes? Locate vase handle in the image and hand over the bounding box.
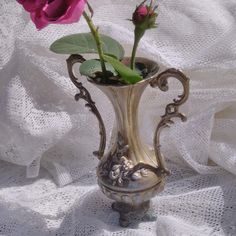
[150,68,190,175]
[67,54,106,160]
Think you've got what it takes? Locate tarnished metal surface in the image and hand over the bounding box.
[150,68,190,175]
[67,56,190,227]
[67,54,106,159]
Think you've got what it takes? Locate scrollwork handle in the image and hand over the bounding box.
[66,54,106,160]
[150,68,190,175]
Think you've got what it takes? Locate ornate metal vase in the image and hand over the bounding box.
[67,55,190,227]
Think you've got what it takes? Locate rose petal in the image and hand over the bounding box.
[43,0,68,20]
[31,10,49,30]
[17,0,47,13]
[51,0,86,24]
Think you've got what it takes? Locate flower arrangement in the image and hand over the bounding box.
[17,0,158,85]
[16,1,190,227]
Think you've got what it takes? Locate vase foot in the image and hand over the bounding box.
[111,201,150,227]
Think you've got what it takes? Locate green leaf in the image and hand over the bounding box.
[50,33,125,60]
[103,55,142,84]
[79,59,117,78]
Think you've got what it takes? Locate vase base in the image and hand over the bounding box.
[112,201,150,227]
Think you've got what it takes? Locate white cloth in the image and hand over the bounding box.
[0,0,236,235]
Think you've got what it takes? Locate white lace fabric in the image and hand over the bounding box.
[0,0,236,235]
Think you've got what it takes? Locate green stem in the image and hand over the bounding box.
[83,12,107,77]
[130,28,145,70]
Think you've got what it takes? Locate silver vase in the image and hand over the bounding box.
[67,55,190,227]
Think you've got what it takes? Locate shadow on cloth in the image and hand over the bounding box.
[53,188,157,235]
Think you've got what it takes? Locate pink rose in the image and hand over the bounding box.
[17,0,87,30]
[132,5,149,25]
[17,0,46,12]
[132,1,158,29]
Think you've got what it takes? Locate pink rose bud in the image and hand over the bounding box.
[132,5,149,25]
[132,0,158,29]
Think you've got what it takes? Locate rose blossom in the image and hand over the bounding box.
[17,0,87,30]
[17,0,46,12]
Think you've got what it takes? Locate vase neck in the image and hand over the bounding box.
[97,81,150,163]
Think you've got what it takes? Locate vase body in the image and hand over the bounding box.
[67,55,189,227]
[92,60,165,207]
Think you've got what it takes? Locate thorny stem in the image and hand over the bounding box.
[83,11,107,77]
